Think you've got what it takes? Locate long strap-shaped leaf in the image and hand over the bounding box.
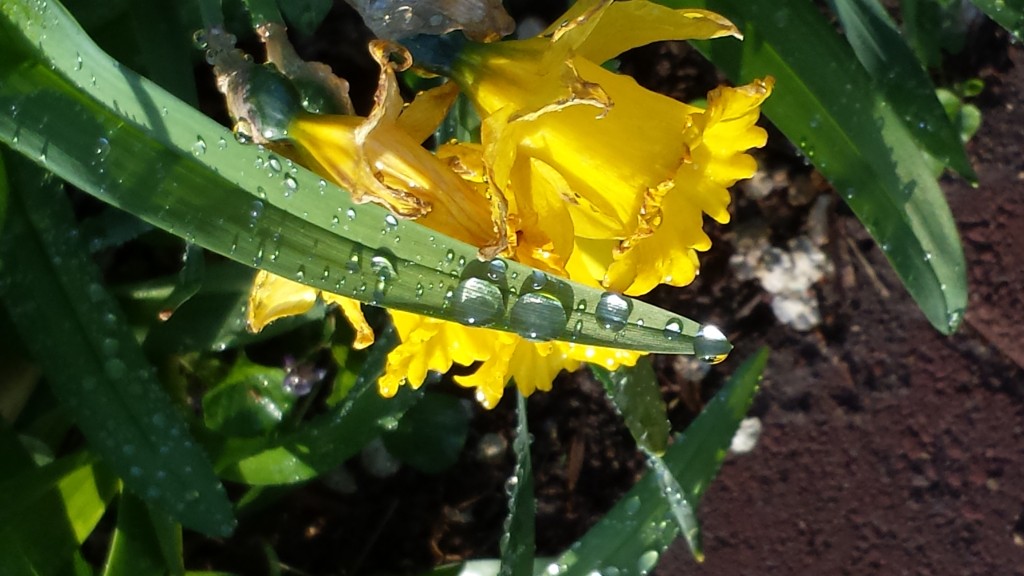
[0,154,236,537]
[677,0,968,334]
[0,0,724,356]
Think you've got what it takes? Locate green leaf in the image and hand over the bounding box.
[202,358,294,437]
[968,0,1024,40]
[211,325,422,484]
[830,0,975,180]
[549,348,768,576]
[0,154,235,537]
[591,357,671,456]
[0,0,722,357]
[77,207,153,253]
[58,552,96,576]
[0,450,119,576]
[901,0,971,68]
[382,392,470,474]
[157,242,206,321]
[102,493,185,576]
[142,262,321,355]
[278,0,333,36]
[643,452,703,561]
[681,0,968,334]
[0,152,7,234]
[500,392,535,576]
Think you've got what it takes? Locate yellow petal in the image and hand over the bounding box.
[560,341,642,371]
[509,342,580,397]
[321,293,375,350]
[380,313,517,399]
[575,4,741,65]
[396,82,460,144]
[604,192,708,295]
[247,270,318,333]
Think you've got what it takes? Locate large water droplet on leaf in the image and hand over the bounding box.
[595,291,632,332]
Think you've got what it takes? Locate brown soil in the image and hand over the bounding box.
[187,7,1024,576]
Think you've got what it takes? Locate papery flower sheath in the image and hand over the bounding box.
[406,0,774,295]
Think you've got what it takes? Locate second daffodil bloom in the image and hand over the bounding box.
[244,39,639,408]
[406,0,774,295]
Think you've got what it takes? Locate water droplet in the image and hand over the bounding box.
[947,309,964,331]
[509,292,567,341]
[345,207,357,220]
[248,200,264,221]
[346,247,361,273]
[73,52,82,71]
[694,324,731,364]
[451,277,504,326]
[572,319,584,339]
[105,358,127,379]
[283,174,298,195]
[637,550,659,574]
[663,318,684,340]
[331,214,340,227]
[415,282,425,298]
[295,265,305,281]
[217,137,228,150]
[267,155,282,172]
[101,338,118,356]
[252,241,265,266]
[192,29,208,49]
[923,251,933,262]
[595,292,632,331]
[444,249,456,264]
[94,137,110,159]
[191,136,206,156]
[383,213,399,230]
[624,495,641,515]
[486,259,507,281]
[370,249,398,301]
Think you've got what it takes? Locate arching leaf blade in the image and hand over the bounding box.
[678,0,967,334]
[0,0,723,356]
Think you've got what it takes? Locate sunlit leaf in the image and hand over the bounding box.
[500,392,535,576]
[202,359,294,437]
[679,0,968,334]
[102,493,184,576]
[830,0,975,179]
[591,357,671,456]
[0,0,724,357]
[0,447,119,576]
[549,348,768,575]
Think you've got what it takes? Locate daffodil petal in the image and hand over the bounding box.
[509,342,580,397]
[560,341,642,371]
[540,0,611,39]
[605,193,708,296]
[576,4,741,65]
[396,82,460,144]
[321,293,375,350]
[247,270,318,333]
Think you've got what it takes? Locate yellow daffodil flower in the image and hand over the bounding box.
[410,0,773,295]
[248,1,773,408]
[245,39,638,408]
